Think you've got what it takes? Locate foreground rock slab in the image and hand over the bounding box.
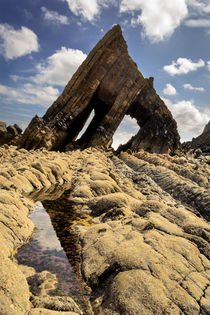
[0,145,209,314]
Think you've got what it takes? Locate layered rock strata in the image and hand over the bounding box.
[15,25,180,154]
[0,145,209,314]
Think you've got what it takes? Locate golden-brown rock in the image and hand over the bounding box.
[0,145,209,314]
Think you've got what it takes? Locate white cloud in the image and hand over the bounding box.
[41,7,70,25]
[164,58,205,75]
[112,116,139,149]
[0,83,59,107]
[2,45,87,109]
[65,0,116,21]
[63,0,209,40]
[112,130,135,149]
[164,98,210,141]
[163,83,177,95]
[65,0,99,21]
[120,0,188,42]
[185,18,210,27]
[185,1,210,31]
[33,46,87,86]
[0,24,39,60]
[184,83,205,91]
[208,61,210,70]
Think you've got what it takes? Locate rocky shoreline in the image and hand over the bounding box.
[0,24,209,315]
[0,144,209,314]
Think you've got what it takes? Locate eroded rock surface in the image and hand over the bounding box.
[15,25,180,154]
[0,121,22,146]
[0,145,209,314]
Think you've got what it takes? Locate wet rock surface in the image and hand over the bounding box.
[0,145,209,314]
[15,25,180,154]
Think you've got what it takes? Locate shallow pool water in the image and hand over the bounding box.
[15,201,91,312]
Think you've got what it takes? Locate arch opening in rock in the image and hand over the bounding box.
[76,92,112,147]
[61,101,94,149]
[75,109,95,142]
[112,115,139,150]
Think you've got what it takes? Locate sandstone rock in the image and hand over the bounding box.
[15,25,180,154]
[0,121,7,134]
[0,146,209,314]
[0,121,22,146]
[31,296,82,314]
[29,309,80,315]
[0,253,31,315]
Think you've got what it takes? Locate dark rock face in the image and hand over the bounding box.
[118,79,179,154]
[0,121,22,145]
[182,121,210,154]
[16,25,180,154]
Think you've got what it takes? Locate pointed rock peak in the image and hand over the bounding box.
[14,25,180,154]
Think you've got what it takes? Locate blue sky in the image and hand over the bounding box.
[0,0,209,148]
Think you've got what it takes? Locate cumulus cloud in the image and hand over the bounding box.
[41,6,69,25]
[164,98,209,141]
[120,0,188,42]
[65,0,99,21]
[164,58,205,75]
[63,0,209,40]
[0,24,39,60]
[64,0,116,21]
[3,45,87,108]
[163,83,177,95]
[184,83,205,91]
[33,46,87,86]
[0,83,59,107]
[208,61,210,70]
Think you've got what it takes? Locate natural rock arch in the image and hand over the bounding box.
[16,25,180,154]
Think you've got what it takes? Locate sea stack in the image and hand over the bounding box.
[16,25,180,154]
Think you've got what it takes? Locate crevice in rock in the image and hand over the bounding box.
[198,284,209,312]
[0,219,18,241]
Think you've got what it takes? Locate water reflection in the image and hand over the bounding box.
[16,202,90,312]
[29,202,63,251]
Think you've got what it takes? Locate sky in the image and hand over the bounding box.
[0,0,210,148]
